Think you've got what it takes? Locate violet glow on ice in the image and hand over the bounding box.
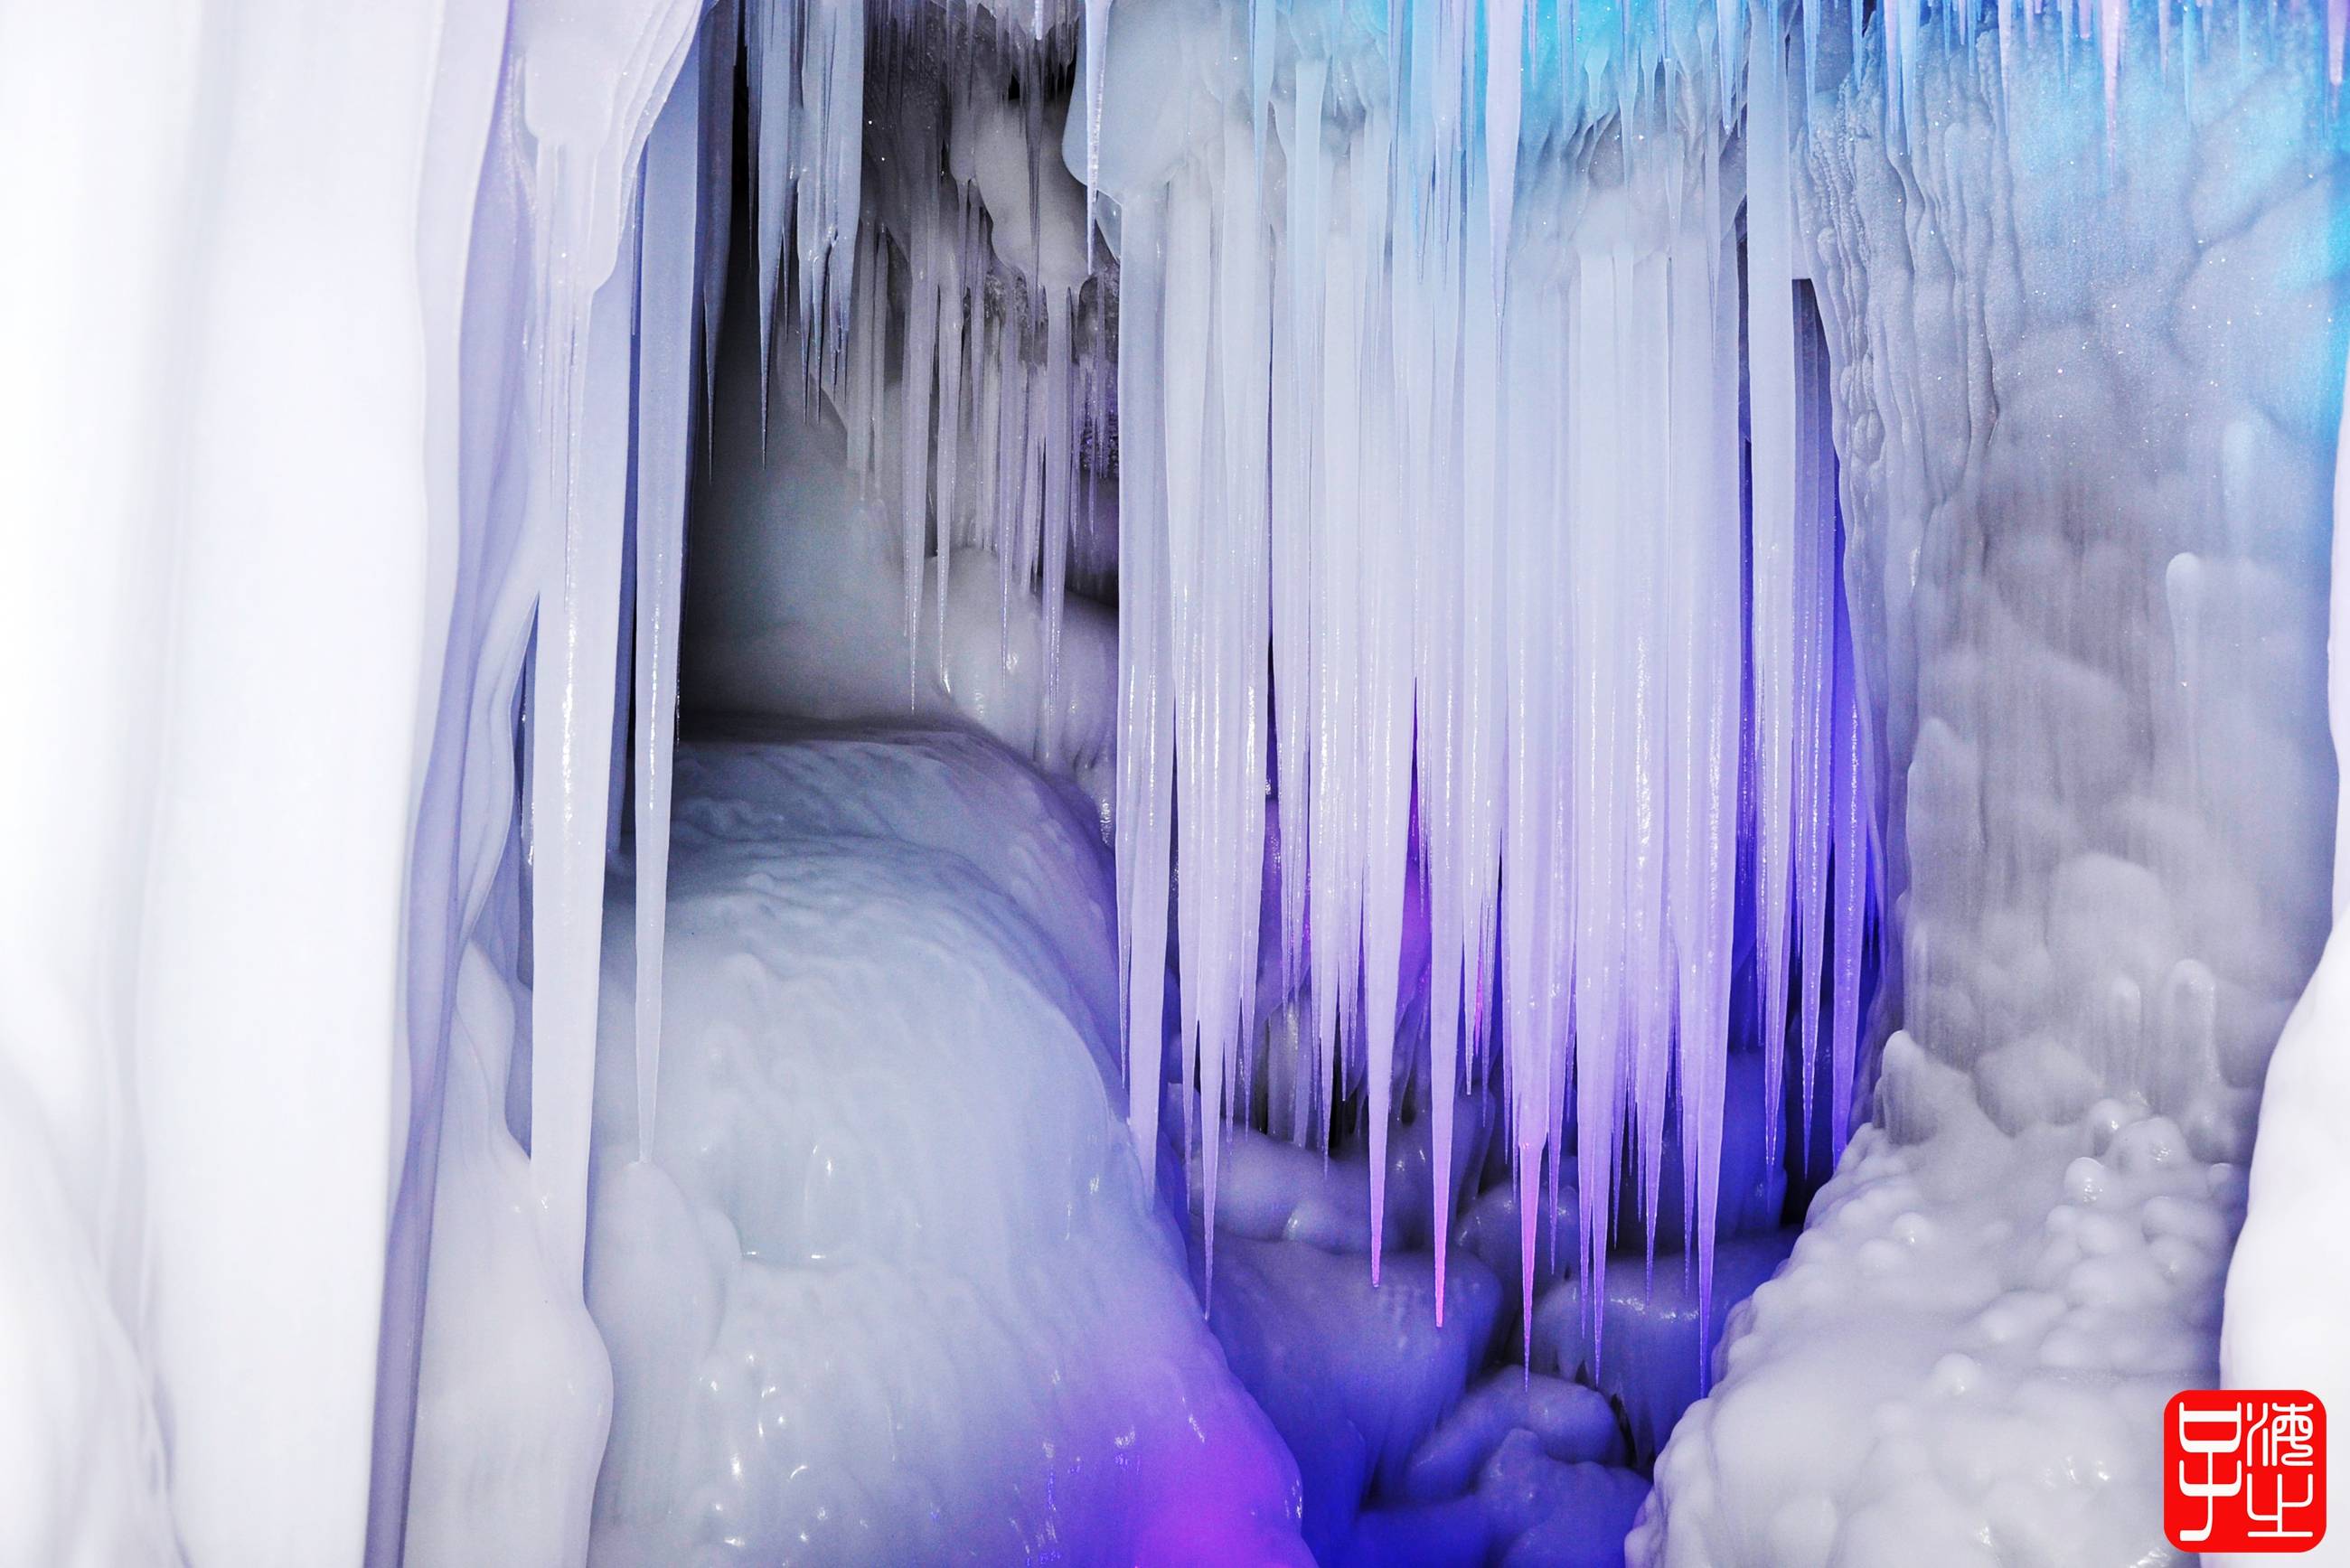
[3,0,2345,1562]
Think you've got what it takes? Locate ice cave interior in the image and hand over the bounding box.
[6,0,2350,1563]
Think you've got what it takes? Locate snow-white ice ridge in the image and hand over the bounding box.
[6,0,2350,1563]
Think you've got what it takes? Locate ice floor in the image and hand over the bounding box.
[579,729,1303,1563]
[565,722,1800,1565]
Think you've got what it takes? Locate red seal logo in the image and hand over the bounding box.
[2164,1390,2326,1553]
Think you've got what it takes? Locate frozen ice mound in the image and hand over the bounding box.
[580,728,1306,1563]
[1632,1037,2245,1566]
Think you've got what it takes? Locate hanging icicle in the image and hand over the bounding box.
[630,40,702,1162]
[1096,0,1877,1371]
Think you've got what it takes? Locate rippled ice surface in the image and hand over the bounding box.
[581,728,1306,1565]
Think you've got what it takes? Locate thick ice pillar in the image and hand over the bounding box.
[1642,25,2346,1566]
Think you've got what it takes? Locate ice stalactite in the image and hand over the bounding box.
[517,0,1128,1316]
[1555,108,1754,1364]
[1825,530,1875,1163]
[518,0,869,1286]
[1117,187,1177,1193]
[697,1,740,414]
[630,48,701,1160]
[523,104,644,1292]
[832,21,1114,773]
[745,0,867,398]
[1083,0,1866,1362]
[1745,12,1801,1182]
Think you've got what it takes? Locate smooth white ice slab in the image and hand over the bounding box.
[581,729,1303,1563]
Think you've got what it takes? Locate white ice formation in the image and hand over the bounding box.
[6,0,2350,1563]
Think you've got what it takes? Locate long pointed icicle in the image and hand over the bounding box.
[1628,238,1676,1279]
[900,216,940,700]
[1162,167,1217,1280]
[1405,111,1468,1319]
[1119,189,1177,1195]
[698,0,739,414]
[1791,285,1838,1167]
[1198,117,1274,1282]
[1311,135,1368,1158]
[631,48,700,1162]
[747,0,800,410]
[1500,240,1565,1363]
[1439,148,1502,1328]
[1746,7,1800,1178]
[1354,115,1414,1286]
[1697,172,1744,1365]
[1568,229,1628,1360]
[1095,0,1885,1357]
[1828,570,1870,1161]
[1271,61,1327,999]
[529,185,641,1287]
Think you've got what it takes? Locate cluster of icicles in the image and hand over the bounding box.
[520,0,1106,1302]
[516,0,865,1284]
[520,0,2331,1390]
[1109,6,1874,1365]
[841,9,1117,758]
[1087,0,2329,1359]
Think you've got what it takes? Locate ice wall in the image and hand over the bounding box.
[1,0,728,1560]
[0,4,484,1561]
[1810,27,2340,1158]
[1640,23,2349,1564]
